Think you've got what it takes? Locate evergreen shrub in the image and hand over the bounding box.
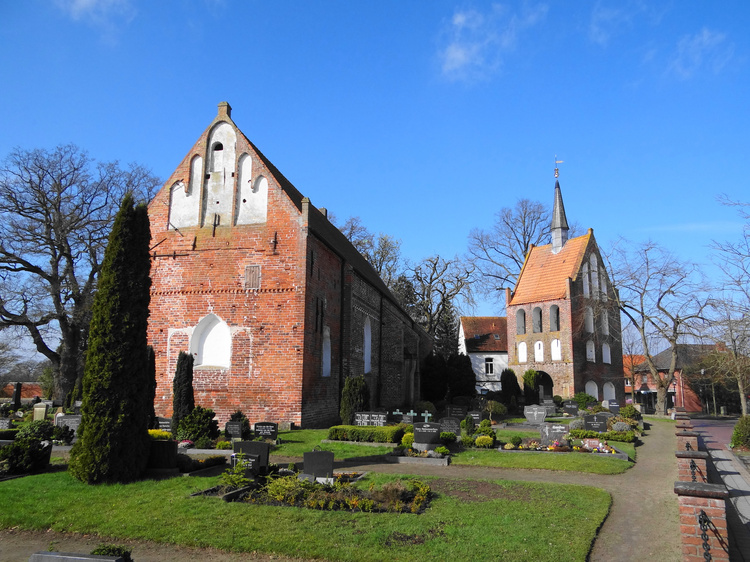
[339,375,369,425]
[568,429,636,443]
[401,432,414,448]
[731,415,750,449]
[172,351,195,431]
[619,405,640,420]
[91,545,132,562]
[574,392,598,411]
[228,410,253,440]
[475,435,494,448]
[175,406,219,442]
[327,424,406,444]
[440,431,456,444]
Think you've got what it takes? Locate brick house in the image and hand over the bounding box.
[457,317,508,394]
[147,102,431,428]
[504,180,625,403]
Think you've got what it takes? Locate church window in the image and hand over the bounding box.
[211,142,224,172]
[602,343,611,364]
[364,317,372,374]
[518,342,527,363]
[532,307,542,333]
[603,382,616,401]
[586,340,595,362]
[582,263,590,298]
[534,341,544,362]
[601,310,609,335]
[585,380,599,400]
[551,339,562,361]
[584,307,594,333]
[601,271,608,301]
[322,327,331,377]
[485,357,494,374]
[516,310,526,335]
[191,314,231,368]
[549,305,560,331]
[590,255,600,299]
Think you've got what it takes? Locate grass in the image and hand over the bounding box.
[275,430,393,459]
[0,470,611,561]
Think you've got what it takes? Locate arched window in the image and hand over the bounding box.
[586,340,595,362]
[584,307,594,333]
[602,343,611,364]
[211,142,224,172]
[585,380,599,400]
[601,271,608,301]
[322,327,331,377]
[549,305,560,332]
[532,307,542,333]
[582,262,590,298]
[518,342,527,363]
[516,310,526,335]
[601,310,609,335]
[603,382,616,401]
[551,339,562,361]
[363,317,372,374]
[590,255,600,299]
[191,314,231,368]
[534,341,544,362]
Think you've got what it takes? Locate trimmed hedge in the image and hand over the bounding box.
[0,429,19,440]
[327,424,406,444]
[568,429,636,443]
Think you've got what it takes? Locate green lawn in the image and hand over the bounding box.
[0,470,611,561]
[275,430,393,459]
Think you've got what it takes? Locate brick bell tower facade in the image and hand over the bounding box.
[147,103,431,428]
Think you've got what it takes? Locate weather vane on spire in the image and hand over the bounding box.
[554,155,564,178]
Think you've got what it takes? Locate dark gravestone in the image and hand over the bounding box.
[254,421,279,440]
[583,414,609,433]
[156,417,173,432]
[0,418,12,430]
[401,410,416,424]
[563,400,578,416]
[73,400,83,414]
[439,417,461,436]
[468,410,483,425]
[303,450,335,479]
[540,423,569,447]
[11,382,22,409]
[233,453,261,476]
[225,421,243,440]
[446,405,467,419]
[413,422,442,447]
[608,401,620,415]
[55,415,82,439]
[523,405,547,424]
[233,441,270,473]
[542,399,556,416]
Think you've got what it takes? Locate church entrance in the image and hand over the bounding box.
[537,371,554,402]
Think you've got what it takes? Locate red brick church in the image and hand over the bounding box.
[147,102,431,428]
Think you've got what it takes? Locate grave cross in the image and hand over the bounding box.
[421,411,433,422]
[392,409,403,417]
[406,410,417,417]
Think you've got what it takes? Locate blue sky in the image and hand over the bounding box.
[2,1,749,318]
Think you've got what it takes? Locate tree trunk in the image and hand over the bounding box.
[655,386,669,416]
[55,329,83,403]
[739,379,748,417]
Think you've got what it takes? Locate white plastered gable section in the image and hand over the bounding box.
[202,122,237,227]
[235,152,268,225]
[191,313,231,368]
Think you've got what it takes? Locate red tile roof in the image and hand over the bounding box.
[461,317,507,353]
[623,355,646,377]
[508,231,592,306]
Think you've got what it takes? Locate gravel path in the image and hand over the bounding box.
[0,420,681,561]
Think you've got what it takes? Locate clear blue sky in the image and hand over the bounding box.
[2,1,748,318]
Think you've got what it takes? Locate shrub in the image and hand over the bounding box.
[440,431,456,444]
[434,446,450,455]
[619,405,640,420]
[327,425,405,444]
[475,435,494,448]
[486,400,507,422]
[553,395,564,407]
[474,425,495,438]
[568,429,636,443]
[0,439,52,474]
[91,545,133,562]
[0,429,18,440]
[589,405,610,414]
[731,415,750,449]
[401,432,414,448]
[16,420,54,441]
[479,419,492,430]
[612,422,631,432]
[228,410,253,440]
[194,436,213,449]
[172,351,195,431]
[340,375,369,425]
[460,415,475,434]
[523,370,539,404]
[148,429,173,440]
[175,406,219,442]
[52,425,75,445]
[607,415,639,431]
[219,454,252,490]
[510,436,522,447]
[569,418,585,430]
[573,392,598,411]
[461,434,475,447]
[413,401,436,417]
[216,440,232,450]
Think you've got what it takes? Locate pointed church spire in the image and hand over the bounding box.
[551,179,569,253]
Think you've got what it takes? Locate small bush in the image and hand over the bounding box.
[568,429,636,443]
[216,440,232,450]
[401,432,414,448]
[589,405,610,414]
[731,415,750,449]
[413,401,436,417]
[475,435,494,448]
[327,424,405,444]
[510,436,522,447]
[460,415,475,434]
[16,420,54,441]
[619,405,640,420]
[440,431,456,444]
[0,439,52,474]
[228,410,253,440]
[479,419,492,430]
[461,434,475,447]
[486,400,507,422]
[148,429,173,440]
[573,392,598,411]
[553,395,564,407]
[434,446,450,455]
[52,424,75,445]
[91,545,133,562]
[175,406,219,442]
[612,422,631,432]
[194,436,213,449]
[607,415,639,431]
[219,454,252,490]
[568,418,585,430]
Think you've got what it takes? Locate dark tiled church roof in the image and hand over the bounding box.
[461,317,508,353]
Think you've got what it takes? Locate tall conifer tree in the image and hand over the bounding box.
[69,193,151,484]
[172,351,195,431]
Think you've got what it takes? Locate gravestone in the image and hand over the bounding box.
[11,382,22,409]
[156,417,173,432]
[523,405,547,424]
[55,415,82,440]
[254,421,279,440]
[73,400,83,414]
[563,400,578,416]
[439,417,461,436]
[400,410,417,424]
[608,401,620,415]
[468,410,483,425]
[413,422,441,451]
[33,403,48,421]
[232,452,261,476]
[583,414,609,433]
[0,418,12,430]
[445,405,467,419]
[542,399,556,416]
[540,423,569,447]
[354,412,386,427]
[41,400,54,409]
[225,421,243,440]
[303,450,335,479]
[233,441,271,474]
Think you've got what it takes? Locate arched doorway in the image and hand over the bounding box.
[537,371,554,402]
[603,382,616,401]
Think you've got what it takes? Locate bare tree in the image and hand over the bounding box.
[467,198,580,312]
[0,145,160,402]
[606,240,709,415]
[336,216,403,288]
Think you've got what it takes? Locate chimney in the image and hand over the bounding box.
[218,101,232,119]
[319,207,328,219]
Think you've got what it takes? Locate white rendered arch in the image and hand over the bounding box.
[191,313,231,368]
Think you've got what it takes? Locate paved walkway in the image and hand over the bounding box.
[691,418,750,561]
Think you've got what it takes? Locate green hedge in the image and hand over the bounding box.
[327,424,406,444]
[568,429,636,443]
[0,429,19,440]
